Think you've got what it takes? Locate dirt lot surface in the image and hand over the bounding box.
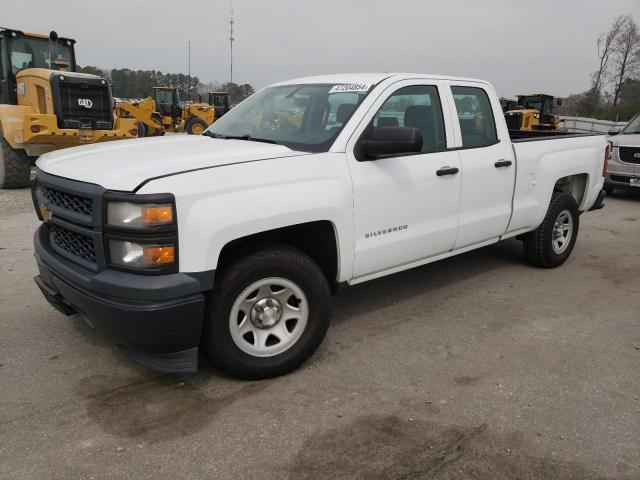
[1,187,639,479]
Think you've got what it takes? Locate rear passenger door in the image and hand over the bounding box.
[447,84,516,249]
[346,81,462,279]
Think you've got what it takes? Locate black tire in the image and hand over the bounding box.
[136,121,148,138]
[185,116,208,135]
[202,245,332,380]
[0,135,31,189]
[523,192,580,268]
[151,114,165,136]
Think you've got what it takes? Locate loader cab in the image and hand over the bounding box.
[499,98,518,113]
[517,94,555,115]
[153,86,182,118]
[0,28,77,104]
[207,91,231,118]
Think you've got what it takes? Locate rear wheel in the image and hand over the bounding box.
[185,117,208,135]
[202,246,332,379]
[523,192,579,268]
[0,135,31,189]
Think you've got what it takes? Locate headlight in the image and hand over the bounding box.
[107,201,174,228]
[109,239,176,268]
[533,113,540,119]
[607,141,614,159]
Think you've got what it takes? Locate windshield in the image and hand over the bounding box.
[8,36,74,73]
[204,83,372,152]
[155,89,176,104]
[620,113,640,134]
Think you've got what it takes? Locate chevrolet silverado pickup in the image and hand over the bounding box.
[32,73,607,379]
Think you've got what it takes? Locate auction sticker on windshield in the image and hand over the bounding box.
[329,83,371,93]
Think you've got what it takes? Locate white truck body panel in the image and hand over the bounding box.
[37,73,606,285]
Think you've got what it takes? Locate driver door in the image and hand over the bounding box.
[346,80,462,279]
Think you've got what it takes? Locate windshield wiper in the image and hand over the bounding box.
[223,135,279,144]
[204,132,278,144]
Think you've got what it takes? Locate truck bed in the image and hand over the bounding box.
[509,130,604,142]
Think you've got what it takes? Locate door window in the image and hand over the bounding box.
[451,86,498,148]
[371,85,446,153]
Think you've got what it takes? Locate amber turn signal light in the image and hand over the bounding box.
[143,245,175,265]
[141,205,174,225]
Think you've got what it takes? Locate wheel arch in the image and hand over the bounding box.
[553,173,589,211]
[216,220,341,289]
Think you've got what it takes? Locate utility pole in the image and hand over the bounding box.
[187,40,191,103]
[229,0,234,85]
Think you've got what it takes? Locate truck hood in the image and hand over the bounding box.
[36,135,309,191]
[609,133,640,146]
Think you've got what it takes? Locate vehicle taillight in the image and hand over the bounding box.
[603,144,610,176]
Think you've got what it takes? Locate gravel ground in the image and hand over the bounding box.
[1,187,639,479]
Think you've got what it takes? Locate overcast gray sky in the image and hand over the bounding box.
[3,0,639,97]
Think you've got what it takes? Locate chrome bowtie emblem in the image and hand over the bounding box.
[39,204,52,222]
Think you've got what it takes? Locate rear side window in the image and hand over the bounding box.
[372,85,446,153]
[451,86,498,148]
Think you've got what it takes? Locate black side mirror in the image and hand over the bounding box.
[361,127,423,159]
[608,130,620,136]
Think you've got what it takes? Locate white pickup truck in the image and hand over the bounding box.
[32,73,607,379]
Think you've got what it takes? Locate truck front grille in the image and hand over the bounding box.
[50,224,97,264]
[40,184,94,216]
[618,147,640,165]
[35,170,106,270]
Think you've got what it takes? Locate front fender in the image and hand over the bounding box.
[138,152,355,281]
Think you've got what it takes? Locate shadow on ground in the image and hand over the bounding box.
[288,415,629,480]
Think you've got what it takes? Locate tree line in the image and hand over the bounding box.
[77,66,255,105]
[559,14,639,121]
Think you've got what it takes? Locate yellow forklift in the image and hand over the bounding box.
[116,87,215,137]
[0,28,138,188]
[503,94,562,132]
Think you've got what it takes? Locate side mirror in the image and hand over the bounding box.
[361,127,423,159]
[608,129,620,136]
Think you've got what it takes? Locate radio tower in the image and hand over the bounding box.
[229,0,235,84]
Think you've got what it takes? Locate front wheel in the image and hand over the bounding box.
[185,116,208,135]
[523,192,579,268]
[202,246,332,379]
[0,135,31,189]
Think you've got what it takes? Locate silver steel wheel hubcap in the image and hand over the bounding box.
[229,277,309,357]
[552,209,573,254]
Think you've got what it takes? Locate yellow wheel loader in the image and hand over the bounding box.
[503,94,562,132]
[0,28,138,188]
[153,86,214,135]
[206,91,231,118]
[115,87,215,137]
[114,97,164,137]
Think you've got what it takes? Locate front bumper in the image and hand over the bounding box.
[605,171,640,189]
[18,115,139,157]
[34,225,208,374]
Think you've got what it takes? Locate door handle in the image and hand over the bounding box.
[436,166,459,176]
[494,160,513,168]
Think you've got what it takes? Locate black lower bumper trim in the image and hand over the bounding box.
[34,275,77,316]
[119,345,198,374]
